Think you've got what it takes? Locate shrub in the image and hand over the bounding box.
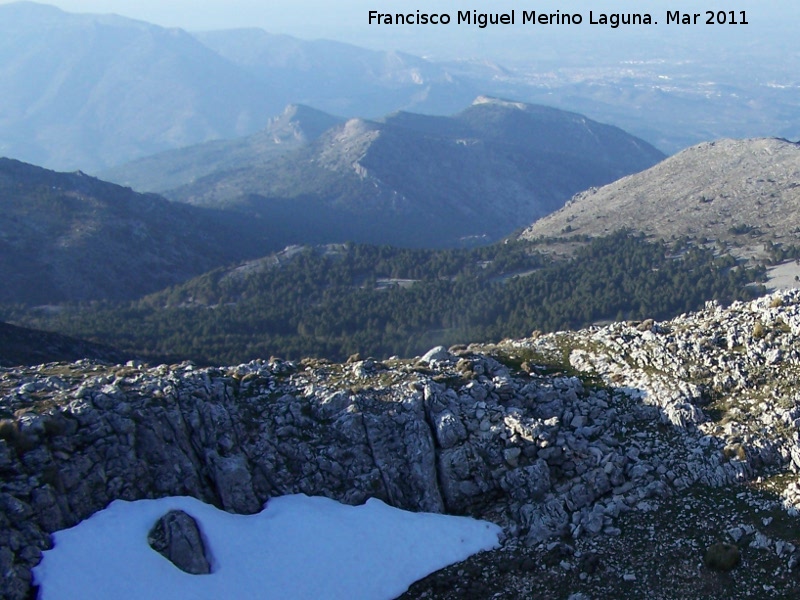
[0,419,20,444]
[0,418,37,453]
[723,443,747,461]
[704,542,740,571]
[728,224,754,235]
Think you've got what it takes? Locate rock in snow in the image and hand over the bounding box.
[148,510,212,575]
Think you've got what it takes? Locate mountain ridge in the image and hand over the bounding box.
[99,104,344,192]
[165,97,665,248]
[521,137,800,259]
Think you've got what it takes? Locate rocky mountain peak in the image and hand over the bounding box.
[472,95,529,110]
[267,103,343,144]
[521,137,800,259]
[317,118,381,175]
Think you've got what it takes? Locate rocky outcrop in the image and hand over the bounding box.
[3,290,800,598]
[148,510,212,575]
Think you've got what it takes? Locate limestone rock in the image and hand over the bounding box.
[500,460,551,502]
[420,345,452,364]
[4,290,800,598]
[148,510,211,575]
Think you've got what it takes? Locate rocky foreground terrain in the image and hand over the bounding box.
[3,291,800,598]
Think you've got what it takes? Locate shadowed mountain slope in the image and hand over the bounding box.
[166,97,665,248]
[0,158,267,304]
[0,321,130,367]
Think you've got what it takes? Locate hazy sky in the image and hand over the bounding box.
[3,0,383,36]
[1,0,797,63]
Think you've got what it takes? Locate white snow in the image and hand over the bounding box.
[33,494,501,600]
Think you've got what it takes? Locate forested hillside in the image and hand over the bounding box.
[3,232,764,364]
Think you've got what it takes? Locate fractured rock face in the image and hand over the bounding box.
[7,290,800,599]
[148,510,212,575]
[500,460,551,502]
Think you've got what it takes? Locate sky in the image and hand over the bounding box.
[33,494,502,599]
[2,0,797,63]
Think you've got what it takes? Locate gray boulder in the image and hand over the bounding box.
[148,510,212,575]
[420,346,452,364]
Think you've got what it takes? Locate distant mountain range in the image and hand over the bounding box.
[0,98,663,304]
[520,137,800,258]
[0,2,477,172]
[3,2,800,174]
[99,104,344,193]
[154,97,665,248]
[190,28,477,118]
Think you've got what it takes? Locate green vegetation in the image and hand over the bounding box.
[2,231,765,365]
[763,240,800,264]
[703,542,741,572]
[489,343,609,391]
[728,223,759,236]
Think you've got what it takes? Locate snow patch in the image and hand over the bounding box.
[34,494,501,600]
